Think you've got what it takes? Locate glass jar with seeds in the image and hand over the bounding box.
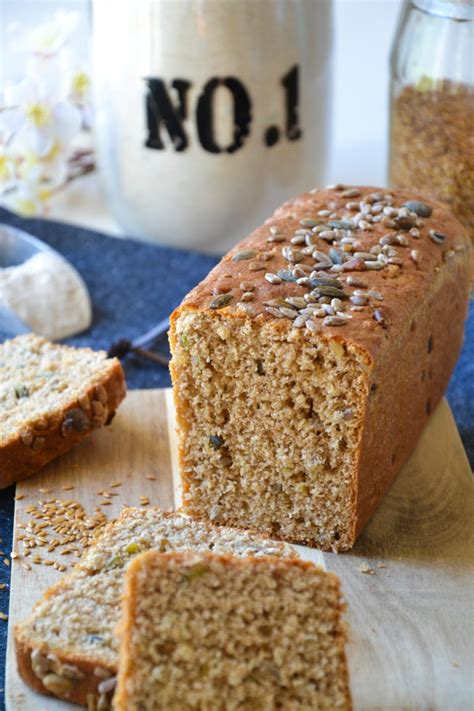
[389,0,474,243]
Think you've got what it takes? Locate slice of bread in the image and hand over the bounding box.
[0,334,126,488]
[15,507,296,709]
[115,551,351,711]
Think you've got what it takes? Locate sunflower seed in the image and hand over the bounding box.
[266,234,285,243]
[410,250,421,264]
[232,249,257,261]
[350,294,368,306]
[323,316,347,326]
[312,251,333,266]
[305,319,319,332]
[285,296,307,309]
[265,273,282,284]
[367,289,384,301]
[293,315,308,328]
[319,230,336,241]
[279,307,298,319]
[341,188,361,198]
[265,306,285,318]
[342,258,366,271]
[346,275,368,288]
[329,248,345,264]
[354,252,376,261]
[300,218,318,227]
[291,234,306,245]
[277,269,298,282]
[282,246,305,263]
[241,291,255,301]
[328,220,353,229]
[248,261,265,271]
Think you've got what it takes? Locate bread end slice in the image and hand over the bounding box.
[116,550,352,711]
[0,334,126,488]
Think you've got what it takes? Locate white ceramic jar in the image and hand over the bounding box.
[92,0,332,252]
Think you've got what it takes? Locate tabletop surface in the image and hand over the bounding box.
[0,207,472,708]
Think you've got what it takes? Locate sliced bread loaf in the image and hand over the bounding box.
[169,185,471,550]
[115,550,351,711]
[15,507,296,709]
[0,334,126,488]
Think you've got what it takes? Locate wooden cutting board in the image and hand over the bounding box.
[6,390,474,711]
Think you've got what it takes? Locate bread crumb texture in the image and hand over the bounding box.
[173,314,367,550]
[15,508,296,706]
[0,334,121,446]
[116,551,351,711]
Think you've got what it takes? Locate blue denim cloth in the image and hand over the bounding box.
[0,208,472,707]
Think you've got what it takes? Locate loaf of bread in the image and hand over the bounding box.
[169,185,471,551]
[115,551,351,711]
[0,334,126,488]
[15,507,296,708]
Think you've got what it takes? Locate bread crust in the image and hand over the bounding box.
[169,185,471,550]
[0,357,126,490]
[116,551,352,711]
[15,636,116,708]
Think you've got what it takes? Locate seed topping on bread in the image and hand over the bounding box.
[198,185,468,332]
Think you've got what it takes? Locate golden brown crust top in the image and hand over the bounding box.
[174,185,471,359]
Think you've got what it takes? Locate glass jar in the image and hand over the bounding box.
[389,0,474,242]
[92,0,332,253]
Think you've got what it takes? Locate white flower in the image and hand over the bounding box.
[2,78,81,157]
[0,8,90,218]
[27,10,79,58]
[0,147,15,187]
[6,182,51,217]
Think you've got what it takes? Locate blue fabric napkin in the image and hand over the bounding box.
[0,207,472,708]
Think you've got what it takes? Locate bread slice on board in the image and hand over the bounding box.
[14,507,296,708]
[115,550,351,711]
[0,334,126,488]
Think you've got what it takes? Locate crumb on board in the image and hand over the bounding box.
[357,563,375,575]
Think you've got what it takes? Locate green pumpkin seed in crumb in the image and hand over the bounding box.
[126,543,140,555]
[185,563,208,581]
[180,333,190,349]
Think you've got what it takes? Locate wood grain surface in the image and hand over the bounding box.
[6,391,474,711]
